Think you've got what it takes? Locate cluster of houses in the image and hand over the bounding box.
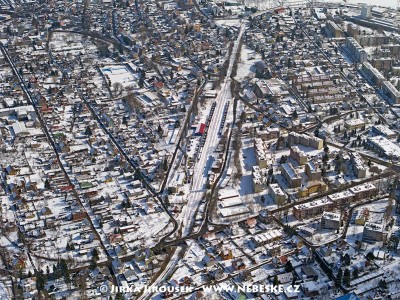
[1,0,400,299]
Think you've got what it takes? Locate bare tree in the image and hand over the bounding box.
[232,129,243,181]
[124,92,143,110]
[384,198,394,224]
[112,82,123,96]
[75,272,88,300]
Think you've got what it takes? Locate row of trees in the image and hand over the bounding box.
[336,267,360,287]
[36,259,70,292]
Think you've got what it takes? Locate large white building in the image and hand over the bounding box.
[281,163,302,188]
[382,80,400,104]
[269,183,286,206]
[363,222,387,242]
[321,212,341,230]
[293,198,334,220]
[366,136,400,160]
[362,62,385,86]
[346,37,368,63]
[288,132,323,150]
[350,152,367,178]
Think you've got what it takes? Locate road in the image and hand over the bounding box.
[136,246,185,300]
[180,23,246,237]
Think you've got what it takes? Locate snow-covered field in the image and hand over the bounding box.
[101,65,137,89]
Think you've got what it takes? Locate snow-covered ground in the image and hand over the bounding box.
[0,282,12,300]
[100,65,138,89]
[215,19,243,28]
[234,45,260,81]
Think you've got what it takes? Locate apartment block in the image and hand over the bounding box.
[362,62,385,86]
[269,183,286,206]
[363,222,387,242]
[254,138,273,169]
[281,163,302,188]
[288,132,323,150]
[327,183,377,207]
[350,152,367,178]
[382,80,400,104]
[366,136,400,160]
[293,198,334,220]
[371,125,397,139]
[305,161,321,181]
[256,127,280,140]
[290,146,308,165]
[328,190,354,207]
[346,37,368,63]
[349,183,378,200]
[347,23,359,38]
[371,57,392,72]
[344,119,365,130]
[321,212,341,230]
[326,20,342,38]
[252,166,264,193]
